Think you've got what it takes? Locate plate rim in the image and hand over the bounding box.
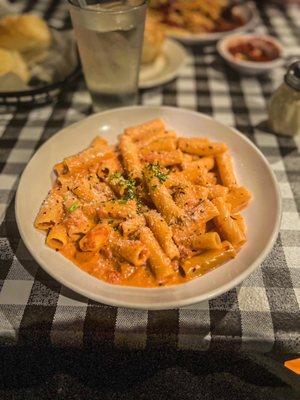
[15,106,282,309]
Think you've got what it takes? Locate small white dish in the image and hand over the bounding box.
[139,39,187,89]
[16,106,281,310]
[164,3,257,45]
[218,34,284,75]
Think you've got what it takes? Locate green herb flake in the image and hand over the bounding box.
[68,202,79,213]
[117,199,128,205]
[110,171,122,179]
[136,200,144,214]
[108,171,127,187]
[109,172,137,201]
[147,163,169,183]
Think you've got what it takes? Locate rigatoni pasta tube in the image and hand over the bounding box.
[181,164,209,185]
[97,200,137,219]
[140,227,175,282]
[226,186,252,213]
[56,174,74,189]
[64,209,95,237]
[231,213,246,235]
[190,157,215,170]
[216,152,237,187]
[54,162,66,176]
[165,173,191,188]
[207,184,229,199]
[192,232,222,251]
[97,154,123,181]
[167,168,208,190]
[206,172,217,185]
[212,197,245,246]
[138,131,177,149]
[194,186,209,201]
[79,224,110,252]
[71,175,98,202]
[120,215,145,237]
[90,136,108,147]
[34,189,63,230]
[182,154,195,164]
[182,241,236,279]
[165,173,200,208]
[119,135,142,181]
[143,168,183,223]
[46,224,68,250]
[124,119,165,141]
[172,185,200,209]
[110,234,149,267]
[178,137,209,151]
[152,184,183,223]
[178,138,227,156]
[64,142,110,174]
[172,219,206,250]
[145,210,179,259]
[141,149,183,167]
[196,199,219,223]
[141,137,176,152]
[82,203,101,220]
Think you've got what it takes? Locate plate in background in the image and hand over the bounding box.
[163,3,257,45]
[139,39,187,89]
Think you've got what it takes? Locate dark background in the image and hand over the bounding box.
[1,347,300,399]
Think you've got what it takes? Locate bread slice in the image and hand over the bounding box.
[0,47,30,83]
[0,14,51,54]
[142,15,165,64]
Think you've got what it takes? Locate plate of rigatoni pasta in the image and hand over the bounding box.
[15,106,281,309]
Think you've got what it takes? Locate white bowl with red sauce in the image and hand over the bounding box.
[218,34,284,75]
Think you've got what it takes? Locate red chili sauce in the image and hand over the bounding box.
[228,38,280,62]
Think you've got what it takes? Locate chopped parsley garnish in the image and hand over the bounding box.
[109,172,137,203]
[136,200,144,214]
[117,199,128,205]
[109,171,127,187]
[124,178,136,201]
[68,202,79,213]
[147,163,169,183]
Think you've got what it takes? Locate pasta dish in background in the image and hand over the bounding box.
[148,0,245,35]
[34,119,252,288]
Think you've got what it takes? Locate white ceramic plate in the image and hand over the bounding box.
[163,3,257,45]
[139,39,187,89]
[16,106,281,310]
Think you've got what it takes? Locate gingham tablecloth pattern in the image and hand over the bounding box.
[0,0,299,352]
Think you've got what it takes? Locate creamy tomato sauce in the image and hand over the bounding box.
[60,242,222,288]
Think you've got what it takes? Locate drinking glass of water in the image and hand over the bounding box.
[68,0,147,112]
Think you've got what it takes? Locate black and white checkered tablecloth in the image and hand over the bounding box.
[0,0,299,352]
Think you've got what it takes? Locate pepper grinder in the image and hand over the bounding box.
[268,60,300,136]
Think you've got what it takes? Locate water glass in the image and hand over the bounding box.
[68,0,147,111]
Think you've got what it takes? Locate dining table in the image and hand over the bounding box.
[0,0,299,367]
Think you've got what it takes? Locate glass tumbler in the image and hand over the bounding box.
[68,0,147,111]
